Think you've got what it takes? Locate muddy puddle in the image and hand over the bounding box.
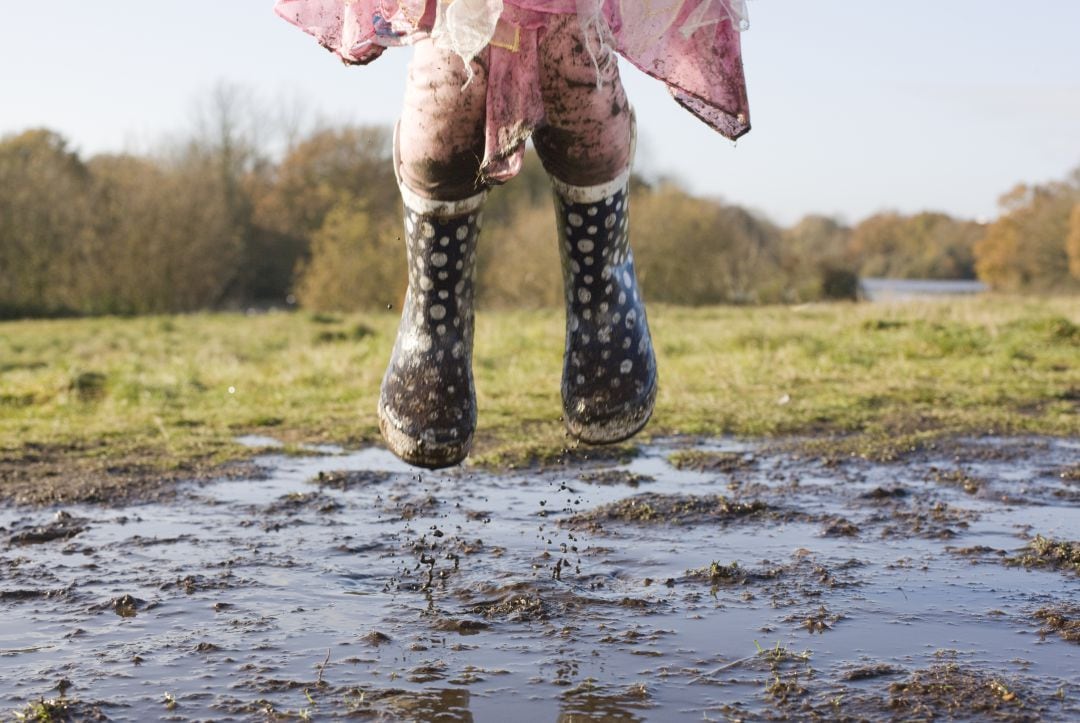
[2,437,1078,720]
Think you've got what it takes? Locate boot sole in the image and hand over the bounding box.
[564,382,657,445]
[377,403,473,469]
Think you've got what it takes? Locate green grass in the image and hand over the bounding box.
[1,297,1077,492]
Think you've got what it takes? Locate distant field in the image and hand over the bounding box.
[1,297,1077,503]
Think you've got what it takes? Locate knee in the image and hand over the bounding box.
[397,143,485,201]
[397,43,489,201]
[534,18,633,185]
[533,114,632,186]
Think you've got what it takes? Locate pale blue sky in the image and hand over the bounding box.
[2,1,1078,224]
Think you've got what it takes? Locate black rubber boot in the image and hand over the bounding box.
[378,186,485,468]
[552,170,658,444]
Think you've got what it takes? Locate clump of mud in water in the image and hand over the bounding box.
[1006,535,1080,575]
[359,630,392,646]
[382,492,441,521]
[105,594,144,618]
[407,660,448,683]
[677,550,862,629]
[264,491,342,515]
[349,688,473,721]
[820,516,861,537]
[877,501,978,539]
[471,593,551,622]
[564,492,770,532]
[842,663,904,681]
[782,604,845,634]
[6,511,87,545]
[559,679,653,720]
[858,486,909,500]
[1034,605,1080,643]
[682,560,781,586]
[949,544,1009,560]
[667,449,755,473]
[886,664,1036,721]
[694,638,816,709]
[159,572,245,595]
[0,586,74,602]
[430,617,490,635]
[928,466,986,495]
[221,686,476,720]
[576,469,654,487]
[459,580,603,623]
[748,663,1042,722]
[13,696,110,721]
[309,469,393,490]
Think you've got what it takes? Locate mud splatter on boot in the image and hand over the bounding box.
[552,170,657,444]
[378,187,485,468]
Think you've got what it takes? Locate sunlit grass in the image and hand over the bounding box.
[1,296,1077,483]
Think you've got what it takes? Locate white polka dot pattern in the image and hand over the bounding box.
[378,199,483,468]
[553,179,657,444]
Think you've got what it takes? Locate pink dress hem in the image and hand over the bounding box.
[274,0,750,179]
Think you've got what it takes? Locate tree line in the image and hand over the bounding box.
[2,108,1078,318]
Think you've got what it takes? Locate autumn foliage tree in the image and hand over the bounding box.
[1,98,1077,319]
[974,174,1080,292]
[781,215,857,299]
[630,182,793,305]
[0,129,91,316]
[1066,203,1080,281]
[848,212,982,280]
[258,125,399,310]
[79,151,243,313]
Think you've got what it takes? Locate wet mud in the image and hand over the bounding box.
[2,436,1079,720]
[0,444,267,507]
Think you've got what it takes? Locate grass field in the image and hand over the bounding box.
[1,296,1077,503]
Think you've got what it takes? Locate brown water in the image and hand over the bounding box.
[2,437,1078,720]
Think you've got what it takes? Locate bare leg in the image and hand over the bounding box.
[533,14,633,185]
[397,39,489,201]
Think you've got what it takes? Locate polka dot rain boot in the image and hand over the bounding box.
[377,185,485,468]
[552,169,658,444]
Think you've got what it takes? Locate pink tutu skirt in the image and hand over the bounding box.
[275,0,750,179]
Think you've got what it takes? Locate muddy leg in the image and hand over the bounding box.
[397,39,489,200]
[532,14,632,185]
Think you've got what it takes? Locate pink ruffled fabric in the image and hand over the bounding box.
[274,0,749,178]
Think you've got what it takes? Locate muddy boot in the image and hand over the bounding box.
[378,186,485,468]
[552,170,658,444]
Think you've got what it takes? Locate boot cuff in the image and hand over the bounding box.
[399,182,487,217]
[549,167,632,204]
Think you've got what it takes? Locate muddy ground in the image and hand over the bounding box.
[1,436,1078,721]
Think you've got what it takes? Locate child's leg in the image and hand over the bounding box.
[534,16,657,444]
[378,40,489,468]
[532,14,633,186]
[397,39,488,201]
